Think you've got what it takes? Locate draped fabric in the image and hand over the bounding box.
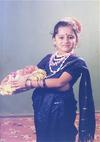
[78,65,95,142]
[66,58,96,142]
[33,88,78,142]
[32,55,95,142]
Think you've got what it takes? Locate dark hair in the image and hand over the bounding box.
[52,21,78,41]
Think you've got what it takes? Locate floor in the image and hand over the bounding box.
[0,113,100,142]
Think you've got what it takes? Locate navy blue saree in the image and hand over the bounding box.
[32,54,95,142]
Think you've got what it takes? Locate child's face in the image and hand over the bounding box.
[53,26,77,54]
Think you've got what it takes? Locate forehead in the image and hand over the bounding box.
[57,26,75,35]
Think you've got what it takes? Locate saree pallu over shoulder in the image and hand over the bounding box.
[78,65,95,142]
[69,57,96,142]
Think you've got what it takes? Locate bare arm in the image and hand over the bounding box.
[30,72,72,91]
[44,72,72,88]
[12,72,72,92]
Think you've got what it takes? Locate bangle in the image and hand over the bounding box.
[37,80,43,88]
[25,79,33,88]
[42,79,47,88]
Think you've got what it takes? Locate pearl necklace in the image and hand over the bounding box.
[49,52,70,74]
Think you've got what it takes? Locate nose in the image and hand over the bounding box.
[64,36,70,43]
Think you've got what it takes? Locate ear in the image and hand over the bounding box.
[76,35,79,43]
[75,37,79,46]
[53,38,56,47]
[74,40,78,49]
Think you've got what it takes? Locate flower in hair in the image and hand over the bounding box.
[60,17,81,34]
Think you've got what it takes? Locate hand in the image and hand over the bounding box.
[11,77,27,90]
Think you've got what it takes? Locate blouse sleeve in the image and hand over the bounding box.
[63,58,87,86]
[37,54,51,69]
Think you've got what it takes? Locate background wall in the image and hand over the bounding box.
[0,0,99,116]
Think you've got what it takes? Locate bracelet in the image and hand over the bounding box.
[42,79,47,88]
[25,79,33,88]
[36,79,47,88]
[37,80,43,88]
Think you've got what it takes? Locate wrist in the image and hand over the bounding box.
[37,79,47,88]
[25,78,47,88]
[42,79,47,87]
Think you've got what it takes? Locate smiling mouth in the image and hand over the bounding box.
[63,45,71,47]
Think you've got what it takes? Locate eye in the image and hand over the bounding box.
[68,35,75,39]
[59,36,64,40]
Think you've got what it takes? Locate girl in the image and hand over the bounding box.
[13,17,96,142]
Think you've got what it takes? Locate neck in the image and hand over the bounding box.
[56,50,75,57]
